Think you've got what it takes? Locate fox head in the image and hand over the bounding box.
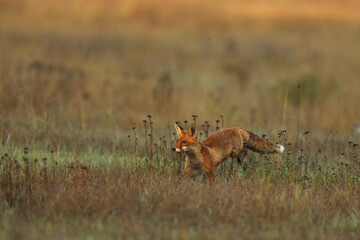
[172,123,198,152]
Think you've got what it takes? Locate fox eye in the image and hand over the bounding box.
[182,141,187,144]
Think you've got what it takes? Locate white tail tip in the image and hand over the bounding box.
[277,144,285,153]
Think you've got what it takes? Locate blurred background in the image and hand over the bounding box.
[1,0,360,147]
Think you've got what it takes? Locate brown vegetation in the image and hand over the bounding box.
[1,140,360,239]
[1,0,360,239]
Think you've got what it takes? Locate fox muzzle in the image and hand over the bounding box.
[172,147,182,152]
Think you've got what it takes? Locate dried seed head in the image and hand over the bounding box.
[303,131,310,137]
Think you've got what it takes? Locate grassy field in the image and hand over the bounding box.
[1,128,360,239]
[1,0,360,239]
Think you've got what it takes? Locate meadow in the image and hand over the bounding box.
[1,0,360,239]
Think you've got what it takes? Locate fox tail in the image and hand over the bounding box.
[245,131,284,154]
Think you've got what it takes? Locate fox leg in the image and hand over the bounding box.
[230,146,241,158]
[182,161,193,179]
[202,164,215,185]
[229,149,237,178]
[237,149,248,165]
[230,146,247,167]
[229,157,235,179]
[207,170,214,185]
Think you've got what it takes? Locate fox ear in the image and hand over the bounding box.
[188,125,197,137]
[174,122,184,136]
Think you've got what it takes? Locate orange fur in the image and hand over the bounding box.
[173,123,284,184]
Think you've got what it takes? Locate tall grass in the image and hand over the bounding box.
[0,118,360,239]
[1,1,360,239]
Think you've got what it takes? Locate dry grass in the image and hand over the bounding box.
[1,117,360,239]
[1,133,360,239]
[1,1,360,239]
[1,0,360,137]
[3,0,360,27]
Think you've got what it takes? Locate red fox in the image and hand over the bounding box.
[172,123,284,184]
